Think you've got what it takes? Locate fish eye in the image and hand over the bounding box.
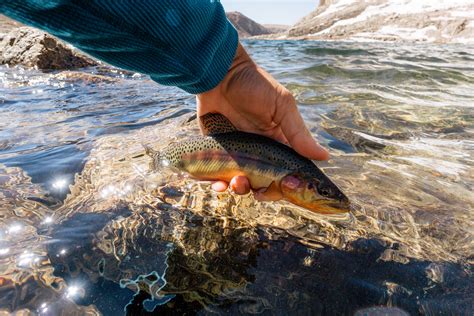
[319,187,332,197]
[307,183,314,190]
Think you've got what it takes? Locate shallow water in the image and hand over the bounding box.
[0,40,473,315]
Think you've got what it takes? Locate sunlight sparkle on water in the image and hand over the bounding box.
[100,183,135,198]
[65,284,84,299]
[18,252,37,267]
[52,177,69,190]
[39,302,49,314]
[42,216,54,224]
[8,223,23,234]
[0,248,10,255]
[100,185,116,198]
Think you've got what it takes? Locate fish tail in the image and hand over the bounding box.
[142,144,161,170]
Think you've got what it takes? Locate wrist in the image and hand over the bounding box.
[197,43,255,100]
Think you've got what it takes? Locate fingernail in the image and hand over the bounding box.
[211,182,227,192]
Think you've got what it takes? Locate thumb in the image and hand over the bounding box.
[277,94,329,161]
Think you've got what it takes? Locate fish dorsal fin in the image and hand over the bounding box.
[200,112,237,135]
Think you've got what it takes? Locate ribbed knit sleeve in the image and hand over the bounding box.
[0,0,239,94]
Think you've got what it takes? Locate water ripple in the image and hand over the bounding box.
[0,40,473,314]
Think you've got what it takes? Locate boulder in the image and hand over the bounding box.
[0,26,96,70]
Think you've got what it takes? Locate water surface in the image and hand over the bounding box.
[0,40,473,315]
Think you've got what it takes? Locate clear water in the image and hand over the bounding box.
[0,40,473,315]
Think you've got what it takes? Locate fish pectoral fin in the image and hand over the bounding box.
[253,181,283,202]
[199,112,237,135]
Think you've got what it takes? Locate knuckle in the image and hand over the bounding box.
[274,87,297,122]
[276,88,296,107]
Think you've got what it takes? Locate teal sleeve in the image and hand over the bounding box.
[0,0,239,94]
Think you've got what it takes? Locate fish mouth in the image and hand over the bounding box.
[283,196,350,215]
[304,198,351,214]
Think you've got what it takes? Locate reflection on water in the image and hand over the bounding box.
[0,41,473,314]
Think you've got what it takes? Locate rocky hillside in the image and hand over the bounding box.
[263,24,289,34]
[288,0,474,43]
[226,11,272,38]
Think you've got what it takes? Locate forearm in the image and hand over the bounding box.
[1,0,239,93]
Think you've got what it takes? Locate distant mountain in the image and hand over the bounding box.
[263,24,290,34]
[288,0,474,43]
[226,11,272,38]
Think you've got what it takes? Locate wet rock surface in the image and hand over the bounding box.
[0,27,96,70]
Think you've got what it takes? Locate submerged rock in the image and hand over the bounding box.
[0,26,96,70]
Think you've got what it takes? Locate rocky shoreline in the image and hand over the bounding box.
[0,15,96,70]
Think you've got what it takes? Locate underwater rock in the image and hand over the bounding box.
[0,27,96,70]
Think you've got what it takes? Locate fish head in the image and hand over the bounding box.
[280,174,350,214]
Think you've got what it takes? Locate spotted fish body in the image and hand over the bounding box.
[146,113,350,214]
[163,132,314,188]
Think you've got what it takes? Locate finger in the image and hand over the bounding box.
[265,127,289,145]
[229,176,250,195]
[277,97,329,160]
[211,181,228,192]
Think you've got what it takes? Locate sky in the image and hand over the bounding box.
[220,0,320,25]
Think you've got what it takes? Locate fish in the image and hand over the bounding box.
[145,113,350,214]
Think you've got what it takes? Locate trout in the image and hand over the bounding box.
[145,113,350,214]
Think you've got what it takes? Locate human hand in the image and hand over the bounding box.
[196,43,329,198]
